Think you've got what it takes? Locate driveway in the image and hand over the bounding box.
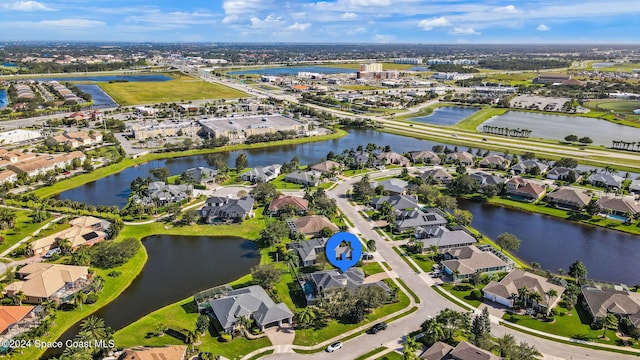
[265,323,295,353]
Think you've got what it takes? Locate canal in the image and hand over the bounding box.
[459,198,640,285]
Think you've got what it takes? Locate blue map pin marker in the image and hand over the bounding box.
[326,232,363,273]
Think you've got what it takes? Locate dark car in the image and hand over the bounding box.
[368,322,387,334]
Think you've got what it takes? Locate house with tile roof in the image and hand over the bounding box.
[421,341,503,360]
[441,246,512,281]
[4,263,90,304]
[0,305,38,339]
[421,168,453,184]
[410,150,441,165]
[596,196,640,219]
[207,285,293,333]
[445,152,474,166]
[505,177,546,202]
[582,285,640,329]
[483,269,565,310]
[376,151,410,166]
[545,187,591,210]
[268,195,309,216]
[286,215,339,237]
[309,160,342,174]
[30,216,110,256]
[478,155,510,170]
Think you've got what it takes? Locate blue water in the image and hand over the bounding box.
[409,106,479,126]
[1,62,17,67]
[228,66,356,76]
[28,74,172,82]
[0,89,7,109]
[75,84,118,108]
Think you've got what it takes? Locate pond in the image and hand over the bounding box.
[479,111,640,147]
[56,129,458,207]
[228,66,356,76]
[458,199,640,285]
[28,74,173,82]
[47,235,259,357]
[409,106,479,126]
[0,89,7,109]
[75,84,118,109]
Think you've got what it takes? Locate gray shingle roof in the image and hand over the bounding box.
[287,238,327,264]
[240,164,282,183]
[420,228,477,249]
[375,178,409,194]
[395,209,448,232]
[200,196,254,220]
[371,194,418,212]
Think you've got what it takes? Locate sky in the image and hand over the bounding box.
[1,0,639,43]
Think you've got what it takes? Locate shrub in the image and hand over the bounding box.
[470,289,482,300]
[219,333,232,342]
[108,270,122,277]
[84,293,99,304]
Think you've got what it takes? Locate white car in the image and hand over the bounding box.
[326,341,343,352]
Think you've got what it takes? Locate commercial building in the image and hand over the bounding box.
[199,114,308,144]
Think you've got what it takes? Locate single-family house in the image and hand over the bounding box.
[470,171,504,187]
[240,164,282,183]
[483,269,565,310]
[0,305,38,338]
[505,177,546,202]
[629,180,640,195]
[421,341,503,360]
[30,216,110,256]
[200,196,254,223]
[375,178,409,195]
[511,160,549,175]
[478,155,510,170]
[207,285,293,333]
[588,172,624,190]
[0,170,18,184]
[394,209,448,234]
[421,168,453,184]
[582,285,640,329]
[410,150,441,165]
[309,160,342,174]
[376,151,410,166]
[546,167,574,181]
[371,194,419,212]
[142,181,193,205]
[286,215,339,236]
[4,263,90,304]
[441,246,512,281]
[596,197,640,218]
[287,238,327,266]
[445,152,474,166]
[545,187,591,210]
[297,268,390,305]
[267,195,309,215]
[284,170,322,187]
[118,346,187,360]
[420,228,477,251]
[182,167,218,187]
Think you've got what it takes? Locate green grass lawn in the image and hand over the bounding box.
[409,253,436,273]
[440,283,485,308]
[377,351,404,360]
[362,261,385,276]
[355,346,388,360]
[503,305,640,349]
[99,75,248,105]
[586,99,640,113]
[0,209,53,255]
[453,107,509,131]
[113,298,272,358]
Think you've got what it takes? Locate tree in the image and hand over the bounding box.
[155,322,168,336]
[196,314,210,335]
[568,260,588,282]
[521,152,536,160]
[564,134,579,143]
[180,210,199,225]
[481,184,499,198]
[578,136,593,145]
[295,306,318,329]
[471,307,491,348]
[74,291,88,309]
[554,157,578,168]
[511,341,542,360]
[352,175,375,202]
[452,209,473,226]
[448,174,480,195]
[496,232,521,253]
[250,182,277,204]
[402,336,420,360]
[259,220,289,248]
[13,291,25,306]
[496,334,517,358]
[545,289,558,316]
[251,264,280,290]
[435,195,457,212]
[150,167,170,181]
[585,198,600,216]
[0,208,17,230]
[205,153,228,171]
[80,316,108,341]
[235,153,249,172]
[366,239,376,252]
[421,318,444,345]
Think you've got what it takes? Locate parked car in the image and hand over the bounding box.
[361,252,374,261]
[368,322,387,334]
[44,248,61,258]
[326,341,343,352]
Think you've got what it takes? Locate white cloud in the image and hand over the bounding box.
[250,14,283,28]
[348,0,391,6]
[342,12,358,19]
[223,0,271,15]
[372,34,395,43]
[287,22,311,31]
[536,24,551,31]
[452,27,480,35]
[2,1,54,11]
[223,15,239,24]
[493,5,521,14]
[418,16,450,31]
[39,19,105,27]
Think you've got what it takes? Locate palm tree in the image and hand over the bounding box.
[422,319,445,345]
[295,306,317,329]
[545,289,558,316]
[530,291,543,311]
[602,313,618,339]
[402,336,420,360]
[13,291,25,306]
[496,334,516,357]
[80,316,107,341]
[517,287,530,308]
[74,291,87,309]
[235,315,252,337]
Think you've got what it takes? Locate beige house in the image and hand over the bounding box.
[483,269,565,310]
[4,263,90,304]
[30,216,108,256]
[118,345,187,360]
[287,215,339,236]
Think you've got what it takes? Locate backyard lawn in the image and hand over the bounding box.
[1,209,55,255]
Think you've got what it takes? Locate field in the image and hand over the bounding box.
[586,99,640,113]
[99,75,248,105]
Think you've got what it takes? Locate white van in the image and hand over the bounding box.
[44,248,61,258]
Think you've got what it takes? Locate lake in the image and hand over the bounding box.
[47,235,259,357]
[479,111,640,146]
[459,199,640,285]
[409,106,479,126]
[75,84,118,109]
[0,89,7,109]
[28,74,173,82]
[228,66,356,76]
[56,129,452,207]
